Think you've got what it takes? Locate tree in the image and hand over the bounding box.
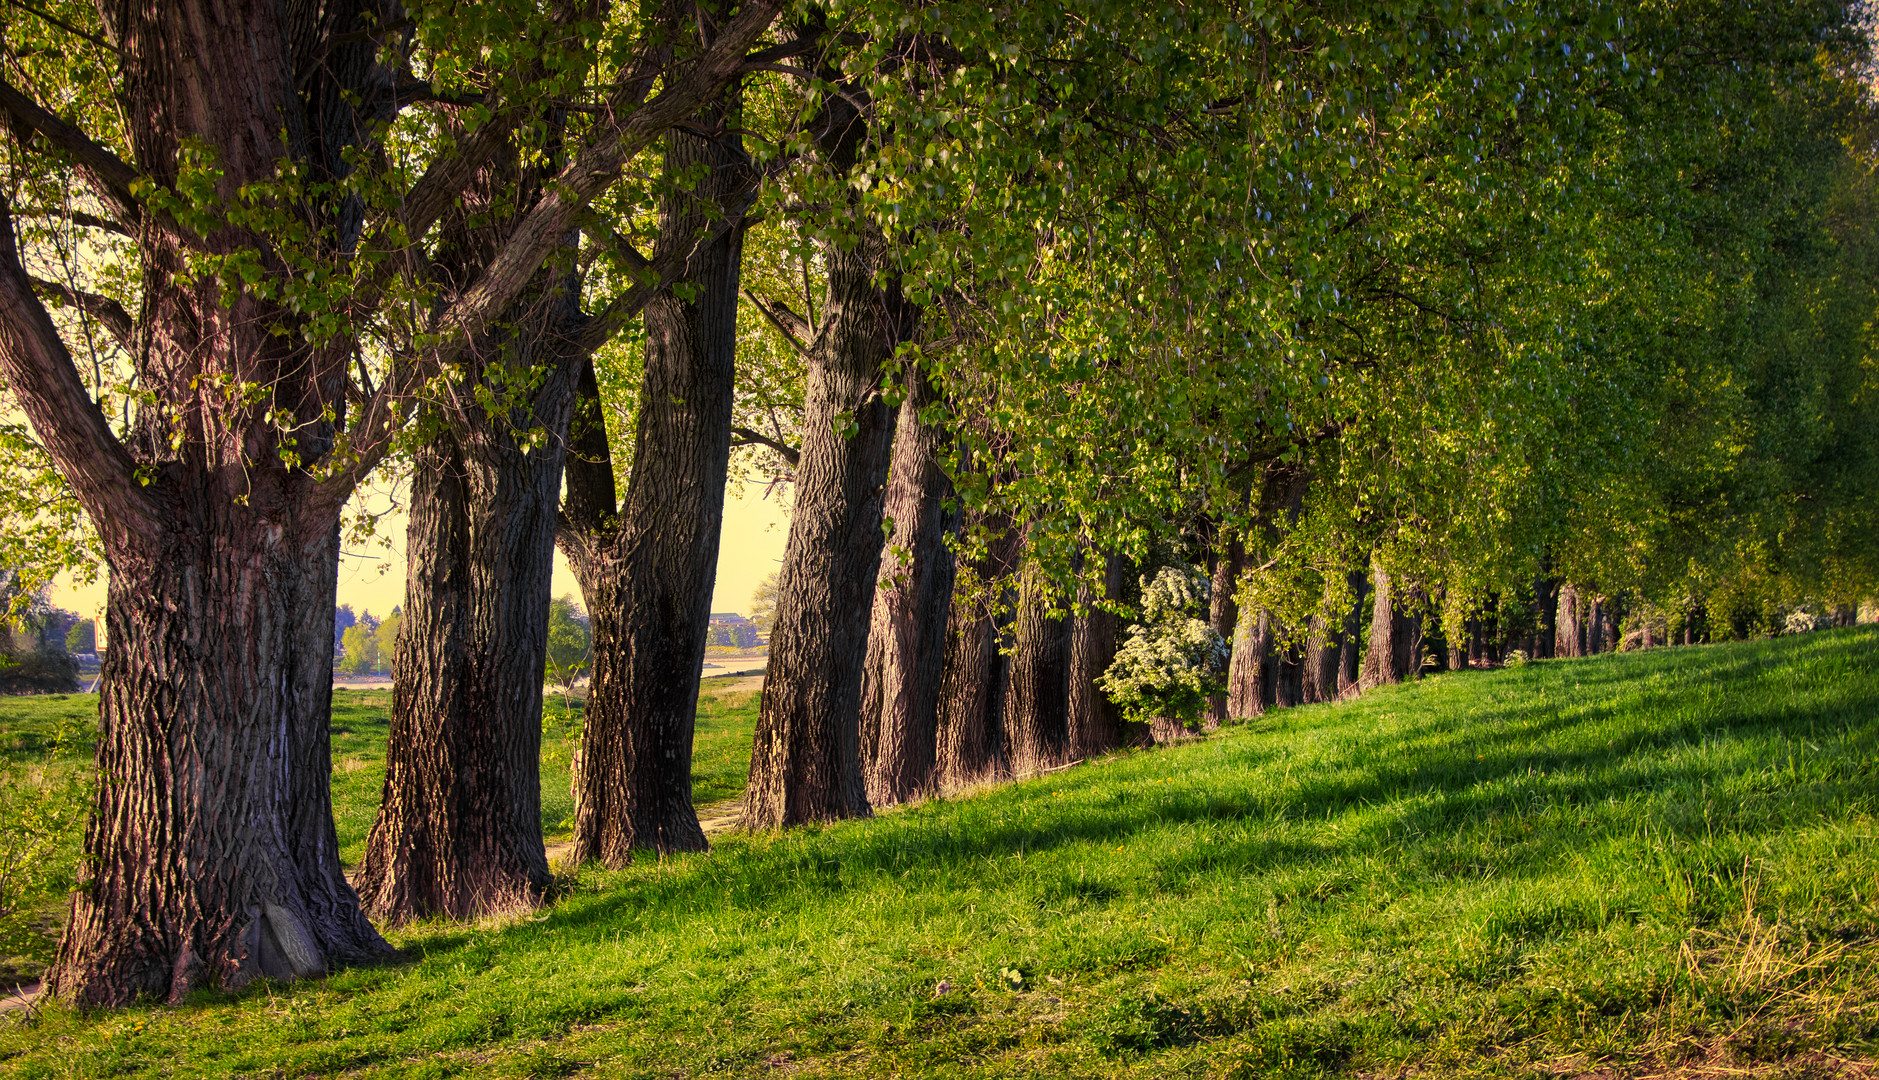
[338,621,379,676]
[559,73,756,862]
[332,605,356,657]
[0,0,782,1002]
[747,570,780,635]
[63,617,95,655]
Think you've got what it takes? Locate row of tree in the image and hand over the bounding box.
[0,0,1873,1007]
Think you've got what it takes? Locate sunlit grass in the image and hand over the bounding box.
[1,632,1874,1078]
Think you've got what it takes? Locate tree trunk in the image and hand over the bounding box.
[354,401,570,919]
[1272,632,1303,709]
[559,118,750,864]
[1065,552,1124,757]
[1302,615,1340,700]
[1204,530,1242,723]
[1556,584,1583,658]
[355,106,584,917]
[1338,568,1369,696]
[51,507,389,1005]
[1002,558,1070,776]
[744,227,915,829]
[935,511,1021,789]
[1533,576,1560,659]
[1226,606,1270,718]
[859,372,956,807]
[1361,562,1420,687]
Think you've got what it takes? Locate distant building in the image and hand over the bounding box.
[708,613,762,649]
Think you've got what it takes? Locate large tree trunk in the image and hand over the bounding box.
[1360,562,1421,687]
[1002,559,1070,777]
[354,406,569,919]
[559,117,750,864]
[1556,584,1584,658]
[51,505,388,1005]
[1204,531,1243,724]
[858,373,957,807]
[1066,552,1124,757]
[354,98,583,918]
[1301,613,1340,703]
[935,510,1021,789]
[743,226,915,829]
[1226,606,1270,718]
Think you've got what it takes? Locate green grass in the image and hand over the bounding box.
[0,676,763,983]
[2,632,1876,1078]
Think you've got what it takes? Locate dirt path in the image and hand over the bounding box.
[0,981,40,1014]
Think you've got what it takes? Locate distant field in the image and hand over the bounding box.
[1,632,1875,1078]
[0,676,762,985]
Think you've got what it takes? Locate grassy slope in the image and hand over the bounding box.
[1,632,1876,1078]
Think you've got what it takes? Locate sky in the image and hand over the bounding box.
[49,479,791,623]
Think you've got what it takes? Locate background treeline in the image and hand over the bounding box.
[0,0,1874,1008]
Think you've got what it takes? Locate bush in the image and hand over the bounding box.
[1096,566,1228,724]
[0,650,77,695]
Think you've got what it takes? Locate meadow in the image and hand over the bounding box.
[0,631,1875,1078]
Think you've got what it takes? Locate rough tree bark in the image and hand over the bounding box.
[1301,613,1341,703]
[858,371,957,807]
[1226,608,1271,718]
[1204,529,1243,724]
[558,113,751,864]
[354,106,587,919]
[1556,585,1584,658]
[1066,552,1125,758]
[743,249,915,826]
[354,398,572,918]
[1360,562,1421,687]
[935,508,1022,789]
[1001,558,1070,777]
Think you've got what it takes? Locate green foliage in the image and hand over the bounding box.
[4,633,1877,1076]
[62,617,94,654]
[0,691,92,983]
[747,570,780,636]
[336,610,398,676]
[1096,566,1227,724]
[544,594,592,705]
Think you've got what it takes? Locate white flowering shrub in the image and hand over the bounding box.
[1783,607,1825,635]
[1097,566,1229,724]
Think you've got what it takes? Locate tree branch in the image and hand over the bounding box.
[0,198,153,533]
[0,74,139,226]
[742,289,812,355]
[323,0,785,503]
[12,204,133,237]
[27,276,133,350]
[731,425,800,467]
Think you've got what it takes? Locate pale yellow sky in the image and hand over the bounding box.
[50,479,790,623]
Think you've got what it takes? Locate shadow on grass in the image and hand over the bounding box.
[388,629,1877,965]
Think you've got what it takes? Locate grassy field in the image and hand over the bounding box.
[0,677,762,984]
[1,631,1876,1078]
